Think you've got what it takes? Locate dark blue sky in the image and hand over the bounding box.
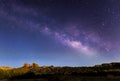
[0,0,120,67]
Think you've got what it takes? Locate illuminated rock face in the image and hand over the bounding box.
[23,63,40,70]
[23,63,30,68]
[31,63,39,69]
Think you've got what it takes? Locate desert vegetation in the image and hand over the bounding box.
[0,62,120,81]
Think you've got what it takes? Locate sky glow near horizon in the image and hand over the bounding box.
[0,0,120,67]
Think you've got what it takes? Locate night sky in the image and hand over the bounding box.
[0,0,120,67]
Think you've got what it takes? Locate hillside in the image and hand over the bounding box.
[0,66,12,70]
[0,62,120,80]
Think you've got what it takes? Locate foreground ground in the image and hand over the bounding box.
[1,76,120,81]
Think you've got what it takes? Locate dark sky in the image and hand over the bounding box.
[0,0,120,67]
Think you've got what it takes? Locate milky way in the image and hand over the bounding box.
[0,0,120,67]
